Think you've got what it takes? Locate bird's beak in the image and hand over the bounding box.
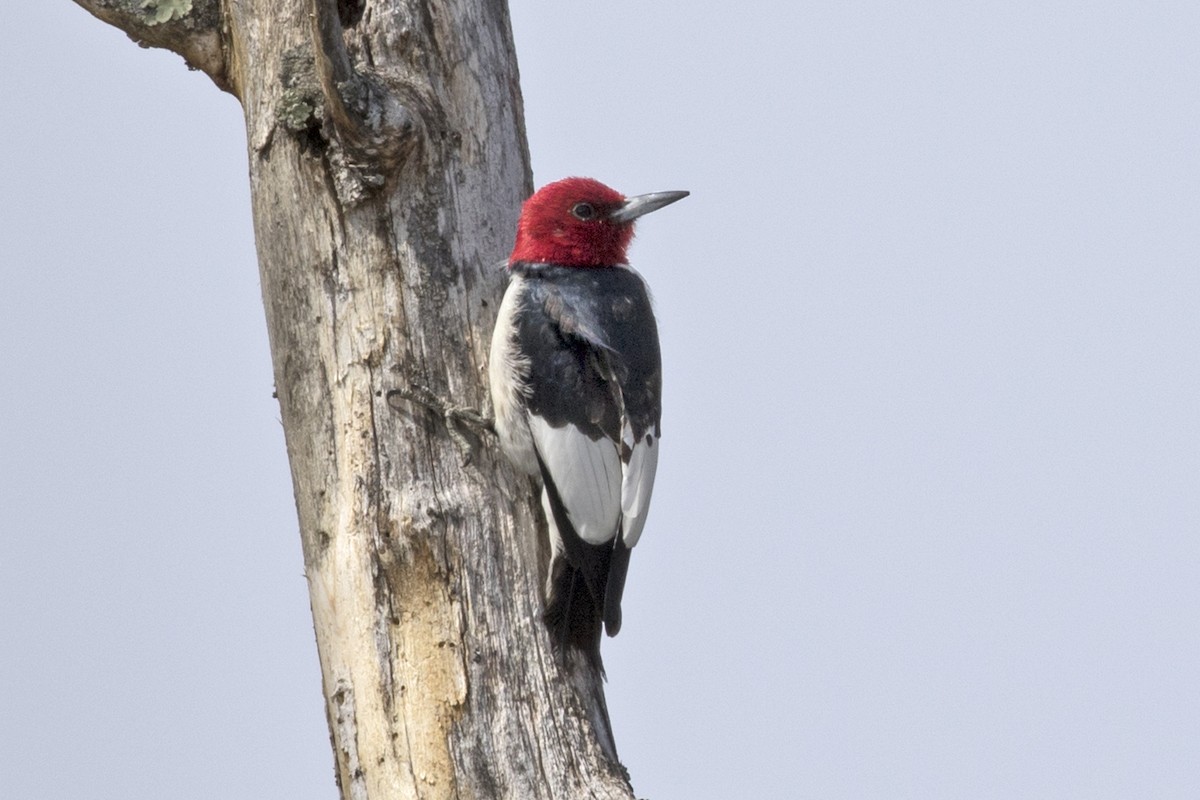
[608,190,690,224]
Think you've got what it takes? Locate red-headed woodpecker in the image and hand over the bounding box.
[489,177,688,666]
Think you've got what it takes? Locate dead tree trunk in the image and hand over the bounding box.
[71,1,635,797]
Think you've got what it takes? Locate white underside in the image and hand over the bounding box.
[488,274,538,476]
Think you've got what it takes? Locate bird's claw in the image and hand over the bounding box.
[386,384,495,466]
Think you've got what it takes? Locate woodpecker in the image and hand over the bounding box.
[489,177,688,667]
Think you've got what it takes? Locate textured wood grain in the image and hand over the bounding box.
[71,0,636,797]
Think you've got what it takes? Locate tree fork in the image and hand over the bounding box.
[70,0,634,797]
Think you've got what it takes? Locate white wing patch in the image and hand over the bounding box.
[620,420,658,548]
[529,416,622,545]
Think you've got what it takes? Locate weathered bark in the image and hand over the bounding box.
[70,1,635,797]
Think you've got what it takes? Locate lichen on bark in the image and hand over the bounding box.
[140,0,192,26]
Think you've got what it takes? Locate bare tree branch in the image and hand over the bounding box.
[72,0,230,93]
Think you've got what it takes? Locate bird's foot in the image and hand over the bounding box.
[386,383,494,466]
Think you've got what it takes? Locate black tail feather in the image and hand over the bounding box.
[603,536,631,637]
[543,560,605,672]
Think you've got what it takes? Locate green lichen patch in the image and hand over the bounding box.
[277,46,325,134]
[279,91,318,132]
[140,0,193,25]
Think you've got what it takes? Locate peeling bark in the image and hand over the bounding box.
[71,0,636,797]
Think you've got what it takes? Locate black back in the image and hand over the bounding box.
[513,262,662,443]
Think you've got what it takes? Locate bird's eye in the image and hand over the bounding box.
[571,202,596,220]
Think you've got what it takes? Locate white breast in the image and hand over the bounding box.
[488,274,538,476]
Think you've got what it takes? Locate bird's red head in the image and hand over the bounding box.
[509,177,634,268]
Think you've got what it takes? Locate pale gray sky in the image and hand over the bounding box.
[3,3,1198,798]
